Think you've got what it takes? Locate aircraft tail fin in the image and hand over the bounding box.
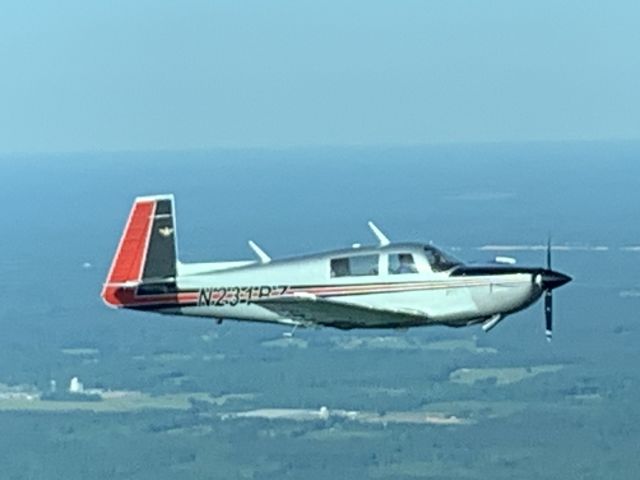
[101,194,178,307]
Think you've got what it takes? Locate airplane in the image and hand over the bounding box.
[101,194,572,340]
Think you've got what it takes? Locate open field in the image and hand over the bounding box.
[449,365,565,386]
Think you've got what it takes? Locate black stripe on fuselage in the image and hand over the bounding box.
[133,274,530,302]
[126,269,536,311]
[450,265,541,277]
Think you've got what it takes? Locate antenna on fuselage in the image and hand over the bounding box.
[367,221,390,247]
[248,240,271,263]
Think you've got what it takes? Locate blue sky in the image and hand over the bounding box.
[1,0,639,154]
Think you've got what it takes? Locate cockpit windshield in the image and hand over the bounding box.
[423,245,463,272]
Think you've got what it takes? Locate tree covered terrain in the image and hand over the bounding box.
[2,146,640,478]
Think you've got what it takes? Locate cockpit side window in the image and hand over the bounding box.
[388,253,418,274]
[330,255,379,277]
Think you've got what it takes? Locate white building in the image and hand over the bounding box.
[69,377,84,394]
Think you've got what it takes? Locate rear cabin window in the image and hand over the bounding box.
[388,253,418,274]
[330,255,379,277]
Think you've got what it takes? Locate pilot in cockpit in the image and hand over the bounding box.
[397,253,418,274]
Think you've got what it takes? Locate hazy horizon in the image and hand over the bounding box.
[2,1,640,154]
[2,137,640,159]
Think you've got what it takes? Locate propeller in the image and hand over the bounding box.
[539,237,572,342]
[544,237,553,342]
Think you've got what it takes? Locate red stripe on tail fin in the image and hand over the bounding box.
[101,199,156,307]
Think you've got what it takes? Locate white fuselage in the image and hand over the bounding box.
[164,244,545,328]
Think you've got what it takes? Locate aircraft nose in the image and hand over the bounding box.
[541,270,572,290]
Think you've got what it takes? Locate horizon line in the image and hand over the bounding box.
[1,137,640,159]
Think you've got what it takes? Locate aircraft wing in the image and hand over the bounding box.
[253,295,428,329]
